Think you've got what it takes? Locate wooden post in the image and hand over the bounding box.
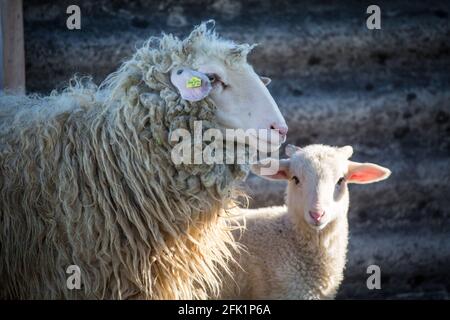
[0,0,25,94]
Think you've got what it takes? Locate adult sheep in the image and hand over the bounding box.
[0,21,287,299]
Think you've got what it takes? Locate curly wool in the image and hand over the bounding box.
[0,22,252,299]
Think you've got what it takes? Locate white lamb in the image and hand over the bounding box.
[221,144,391,299]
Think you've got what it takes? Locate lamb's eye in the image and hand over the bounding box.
[292,176,300,185]
[337,177,345,186]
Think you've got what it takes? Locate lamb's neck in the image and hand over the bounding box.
[289,207,348,255]
[288,206,349,298]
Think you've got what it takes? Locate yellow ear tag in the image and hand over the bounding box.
[186,76,202,88]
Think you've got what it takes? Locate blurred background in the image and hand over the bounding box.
[19,0,450,298]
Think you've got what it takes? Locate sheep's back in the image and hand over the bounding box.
[0,93,105,299]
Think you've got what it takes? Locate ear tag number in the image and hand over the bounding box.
[186,76,202,88]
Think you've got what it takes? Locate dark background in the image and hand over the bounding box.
[23,0,450,299]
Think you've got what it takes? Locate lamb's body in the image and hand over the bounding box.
[222,206,348,300]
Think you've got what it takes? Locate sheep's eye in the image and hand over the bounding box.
[207,73,228,88]
[337,177,345,186]
[292,176,300,185]
[207,73,217,83]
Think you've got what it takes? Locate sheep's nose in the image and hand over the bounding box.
[309,210,325,222]
[270,123,288,141]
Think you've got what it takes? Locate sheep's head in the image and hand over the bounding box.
[168,21,288,149]
[105,21,287,154]
[251,144,391,230]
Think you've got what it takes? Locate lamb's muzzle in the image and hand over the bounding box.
[309,210,324,224]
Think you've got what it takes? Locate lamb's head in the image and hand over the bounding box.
[252,144,391,230]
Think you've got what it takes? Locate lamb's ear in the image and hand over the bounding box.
[285,144,302,157]
[346,161,391,184]
[260,76,271,86]
[338,145,353,159]
[170,68,212,102]
[251,158,290,180]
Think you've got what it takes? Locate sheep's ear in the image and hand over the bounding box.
[339,146,353,159]
[346,161,391,184]
[260,76,271,86]
[285,144,301,157]
[251,158,290,180]
[170,68,212,102]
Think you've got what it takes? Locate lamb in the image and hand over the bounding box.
[0,21,288,299]
[221,144,391,299]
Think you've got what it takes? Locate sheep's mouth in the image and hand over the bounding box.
[306,218,328,230]
[247,133,284,151]
[310,224,327,231]
[213,125,284,152]
[219,133,283,151]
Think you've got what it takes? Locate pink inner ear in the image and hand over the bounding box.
[348,167,385,183]
[267,170,288,180]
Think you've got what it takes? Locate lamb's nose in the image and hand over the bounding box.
[270,123,288,141]
[309,210,325,222]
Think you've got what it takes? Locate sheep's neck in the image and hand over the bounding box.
[92,100,246,299]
